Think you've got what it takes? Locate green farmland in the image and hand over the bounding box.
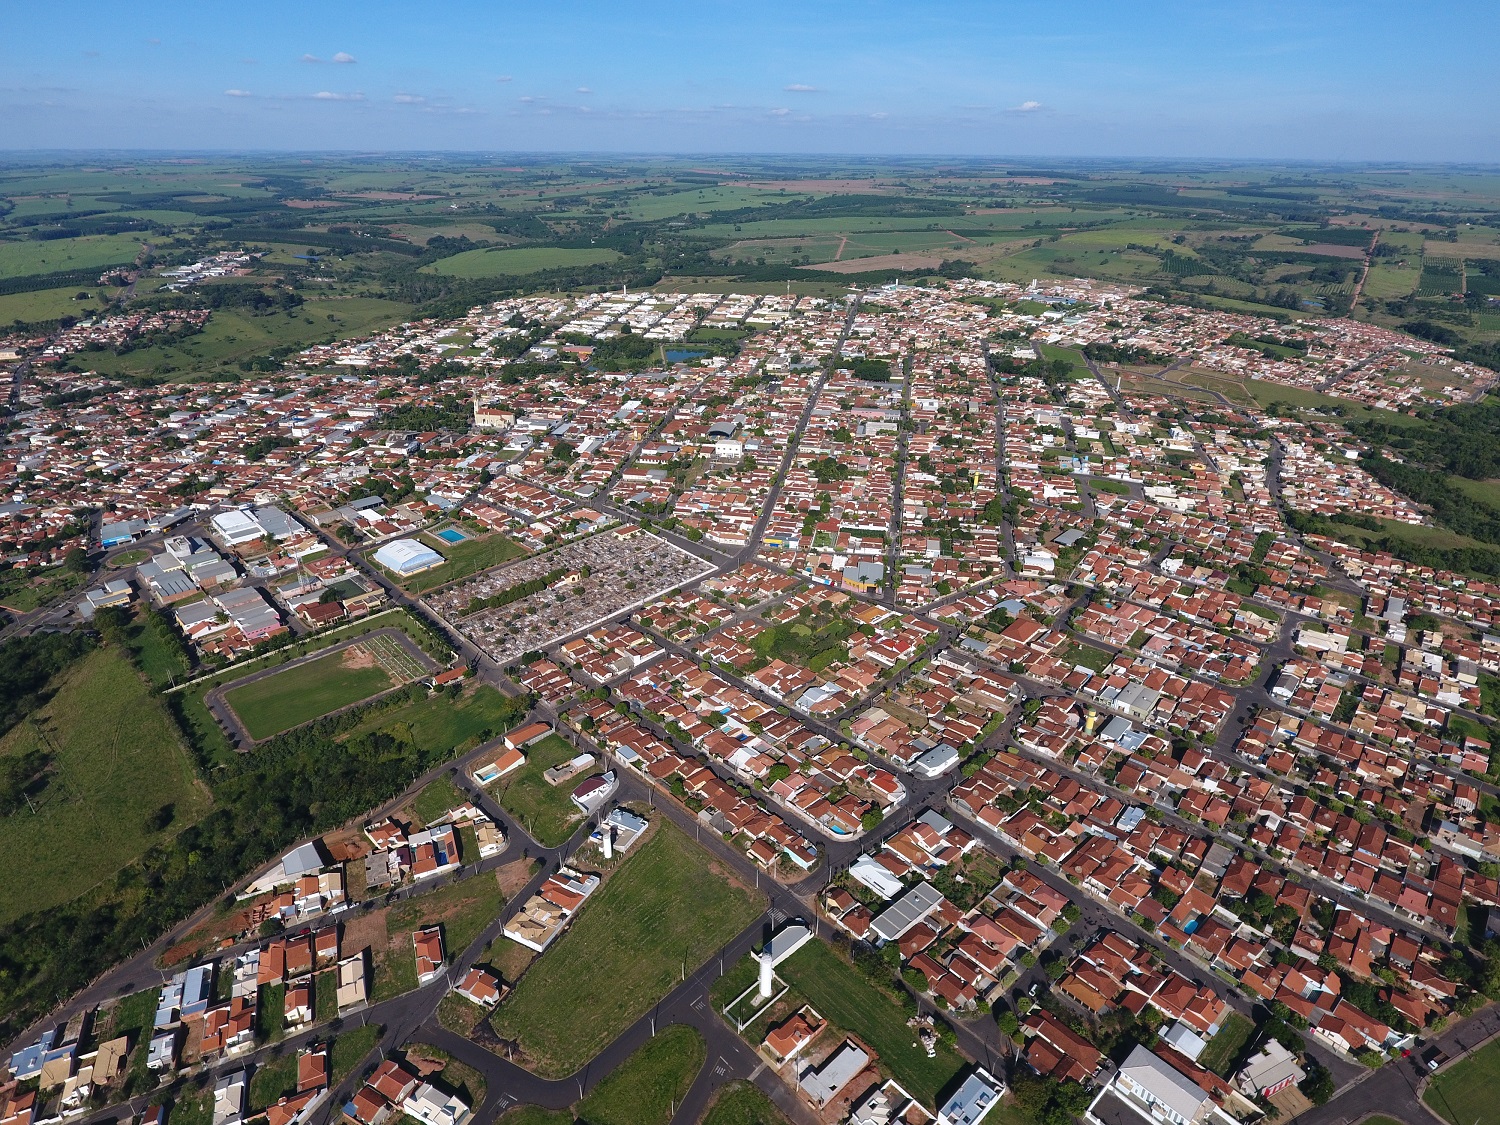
[0,232,145,279]
[425,246,623,278]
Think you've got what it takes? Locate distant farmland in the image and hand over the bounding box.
[424,246,623,278]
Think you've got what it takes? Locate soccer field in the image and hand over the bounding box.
[223,645,397,740]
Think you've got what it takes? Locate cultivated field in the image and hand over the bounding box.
[0,646,212,925]
[0,232,146,279]
[491,820,765,1077]
[424,246,622,278]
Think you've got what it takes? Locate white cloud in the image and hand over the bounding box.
[301,53,321,63]
[1009,99,1045,113]
[769,107,790,116]
[224,89,253,98]
[332,51,356,64]
[576,86,592,93]
[312,90,364,101]
[869,111,888,120]
[393,93,424,104]
[784,83,817,92]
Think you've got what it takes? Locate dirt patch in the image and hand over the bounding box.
[341,906,388,962]
[1268,1084,1312,1118]
[805,253,945,274]
[400,1047,447,1078]
[341,643,377,670]
[494,858,537,898]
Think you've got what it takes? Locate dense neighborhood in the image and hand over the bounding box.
[7,267,1500,1125]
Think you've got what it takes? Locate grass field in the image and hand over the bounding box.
[411,775,467,826]
[701,1081,791,1125]
[571,1024,705,1125]
[491,820,765,1077]
[0,284,107,324]
[330,1024,383,1084]
[777,940,966,1108]
[1363,262,1421,301]
[1449,477,1500,509]
[424,246,622,278]
[496,1110,571,1125]
[337,681,523,750]
[403,531,528,593]
[78,298,411,380]
[0,646,212,925]
[372,873,508,1001]
[1196,1011,1255,1075]
[223,646,396,741]
[1425,1037,1500,1125]
[0,232,145,279]
[483,733,590,847]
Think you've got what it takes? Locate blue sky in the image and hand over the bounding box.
[1,0,1496,159]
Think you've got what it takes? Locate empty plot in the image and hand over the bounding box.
[491,820,764,1077]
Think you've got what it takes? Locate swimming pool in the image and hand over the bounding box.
[435,527,468,544]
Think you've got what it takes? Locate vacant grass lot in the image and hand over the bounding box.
[0,646,212,925]
[403,531,527,593]
[1197,1010,1254,1076]
[778,940,966,1108]
[492,820,764,1077]
[1425,1037,1500,1125]
[572,1024,705,1125]
[702,1081,791,1125]
[224,647,395,740]
[425,246,622,278]
[484,733,588,847]
[371,873,508,1001]
[338,682,522,751]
